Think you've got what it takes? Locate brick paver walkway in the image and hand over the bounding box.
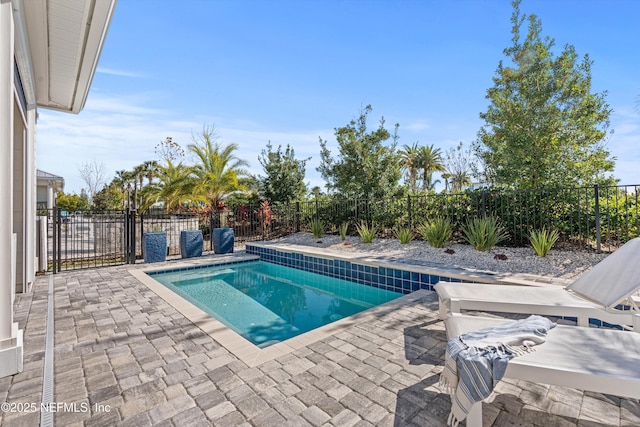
[2,254,639,426]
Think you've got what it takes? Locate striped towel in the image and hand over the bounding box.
[440,315,556,427]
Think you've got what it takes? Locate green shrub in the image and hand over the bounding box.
[356,221,377,243]
[309,218,324,238]
[394,227,414,244]
[339,222,349,241]
[462,216,508,251]
[418,217,452,248]
[529,227,560,257]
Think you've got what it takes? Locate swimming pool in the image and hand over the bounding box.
[150,260,401,347]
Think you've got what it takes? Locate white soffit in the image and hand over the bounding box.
[22,0,117,114]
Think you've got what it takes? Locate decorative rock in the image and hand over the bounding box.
[274,232,609,280]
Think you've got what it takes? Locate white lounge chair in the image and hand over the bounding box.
[443,314,640,427]
[435,237,640,331]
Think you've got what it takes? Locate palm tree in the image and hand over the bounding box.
[188,127,249,208]
[441,172,451,193]
[398,143,420,194]
[132,161,159,208]
[416,145,445,192]
[450,171,472,192]
[141,160,194,212]
[141,160,158,186]
[112,170,135,209]
[132,164,147,209]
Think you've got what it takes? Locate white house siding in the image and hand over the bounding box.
[0,0,23,378]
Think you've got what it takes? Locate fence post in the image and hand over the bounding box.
[209,210,213,251]
[481,189,486,218]
[262,205,266,241]
[295,202,300,233]
[594,184,601,253]
[315,198,319,221]
[125,210,129,264]
[407,195,412,228]
[138,211,144,262]
[52,208,58,274]
[56,207,62,273]
[131,209,138,263]
[125,208,135,264]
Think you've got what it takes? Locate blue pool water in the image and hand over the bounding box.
[150,261,401,347]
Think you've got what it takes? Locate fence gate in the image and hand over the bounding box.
[48,208,130,273]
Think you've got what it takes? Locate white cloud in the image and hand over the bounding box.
[403,119,431,132]
[606,107,640,184]
[96,67,146,78]
[36,93,335,195]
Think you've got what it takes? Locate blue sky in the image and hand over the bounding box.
[37,0,640,195]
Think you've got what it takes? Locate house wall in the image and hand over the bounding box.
[36,184,48,207]
[25,108,35,290]
[13,99,25,292]
[0,0,24,378]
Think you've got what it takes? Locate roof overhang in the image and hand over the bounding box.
[12,0,117,114]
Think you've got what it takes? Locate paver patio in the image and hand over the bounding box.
[2,253,639,426]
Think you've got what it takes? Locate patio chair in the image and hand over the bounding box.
[442,314,640,427]
[435,237,640,331]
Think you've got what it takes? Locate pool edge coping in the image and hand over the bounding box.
[128,242,568,368]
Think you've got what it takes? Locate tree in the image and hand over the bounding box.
[318,105,401,199]
[111,169,135,209]
[399,143,421,194]
[310,186,323,199]
[141,159,194,212]
[416,145,445,192]
[474,0,615,189]
[56,192,90,212]
[155,137,185,162]
[444,142,478,192]
[258,142,309,204]
[188,126,250,208]
[92,185,123,211]
[140,160,158,186]
[77,160,108,203]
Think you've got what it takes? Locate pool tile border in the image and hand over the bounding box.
[246,242,495,294]
[246,243,636,329]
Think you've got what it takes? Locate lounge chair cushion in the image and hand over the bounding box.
[567,238,640,308]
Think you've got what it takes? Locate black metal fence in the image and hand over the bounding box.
[42,183,640,272]
[42,209,129,272]
[293,184,640,252]
[43,203,300,272]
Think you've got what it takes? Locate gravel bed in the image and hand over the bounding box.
[273,232,610,280]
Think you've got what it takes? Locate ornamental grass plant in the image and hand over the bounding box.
[356,221,377,243]
[309,218,324,238]
[529,227,560,257]
[339,222,349,241]
[462,216,509,251]
[418,217,452,248]
[394,227,414,244]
